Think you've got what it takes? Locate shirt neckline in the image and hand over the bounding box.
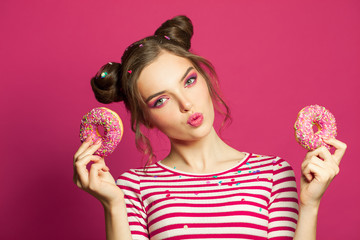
[155,152,251,177]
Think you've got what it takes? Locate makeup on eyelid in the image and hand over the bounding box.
[185,73,197,87]
[150,95,169,108]
[147,71,198,108]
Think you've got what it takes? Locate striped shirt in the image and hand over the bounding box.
[116,152,298,239]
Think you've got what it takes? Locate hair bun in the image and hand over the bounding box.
[154,15,193,50]
[90,62,124,103]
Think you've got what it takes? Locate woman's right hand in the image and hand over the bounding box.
[73,137,124,208]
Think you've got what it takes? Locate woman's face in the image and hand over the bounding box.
[137,51,215,142]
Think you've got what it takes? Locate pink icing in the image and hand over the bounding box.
[79,107,123,157]
[294,105,337,151]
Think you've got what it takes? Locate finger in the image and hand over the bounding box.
[302,156,325,180]
[75,155,104,187]
[305,146,332,162]
[76,153,103,168]
[304,152,340,177]
[76,139,102,161]
[97,158,110,172]
[88,162,107,191]
[74,137,93,161]
[303,161,324,182]
[309,156,326,168]
[323,138,347,165]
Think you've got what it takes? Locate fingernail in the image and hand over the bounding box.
[95,139,102,145]
[85,137,92,143]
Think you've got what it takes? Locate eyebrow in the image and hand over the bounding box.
[145,66,194,103]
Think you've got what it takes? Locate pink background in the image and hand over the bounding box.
[1,0,359,239]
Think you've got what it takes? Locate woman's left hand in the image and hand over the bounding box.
[299,138,347,208]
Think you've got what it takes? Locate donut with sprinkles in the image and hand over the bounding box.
[79,107,123,157]
[294,105,337,150]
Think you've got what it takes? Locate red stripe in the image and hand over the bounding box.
[151,222,267,237]
[130,230,149,238]
[144,192,270,212]
[139,170,273,185]
[269,216,297,224]
[161,233,267,240]
[268,226,296,232]
[125,204,145,214]
[271,187,297,198]
[142,185,271,200]
[119,185,140,195]
[269,207,299,214]
[147,199,267,216]
[148,210,268,228]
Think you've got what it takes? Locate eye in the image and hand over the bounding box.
[153,96,169,108]
[185,74,197,87]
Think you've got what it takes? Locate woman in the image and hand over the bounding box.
[73,16,347,240]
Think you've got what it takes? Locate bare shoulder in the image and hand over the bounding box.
[223,145,246,162]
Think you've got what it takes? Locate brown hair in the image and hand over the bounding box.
[90,15,231,166]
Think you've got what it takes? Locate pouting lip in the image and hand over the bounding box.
[187,112,204,127]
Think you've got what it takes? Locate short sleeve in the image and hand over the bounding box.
[268,158,299,239]
[116,170,149,240]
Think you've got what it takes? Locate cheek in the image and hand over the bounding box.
[194,80,213,105]
[149,109,177,129]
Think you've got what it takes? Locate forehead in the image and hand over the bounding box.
[137,52,193,97]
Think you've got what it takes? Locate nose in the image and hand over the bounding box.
[179,97,193,113]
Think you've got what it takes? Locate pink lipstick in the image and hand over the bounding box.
[187,113,204,127]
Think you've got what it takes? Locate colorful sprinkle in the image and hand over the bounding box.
[184,225,188,229]
[164,35,170,40]
[206,180,210,184]
[259,208,262,212]
[213,176,218,178]
[128,70,132,74]
[100,72,108,78]
[139,44,143,47]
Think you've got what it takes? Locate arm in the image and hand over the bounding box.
[102,198,133,240]
[293,138,347,240]
[293,203,319,240]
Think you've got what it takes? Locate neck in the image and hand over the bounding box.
[164,127,231,172]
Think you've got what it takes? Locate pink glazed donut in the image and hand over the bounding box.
[294,105,337,151]
[79,107,123,157]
